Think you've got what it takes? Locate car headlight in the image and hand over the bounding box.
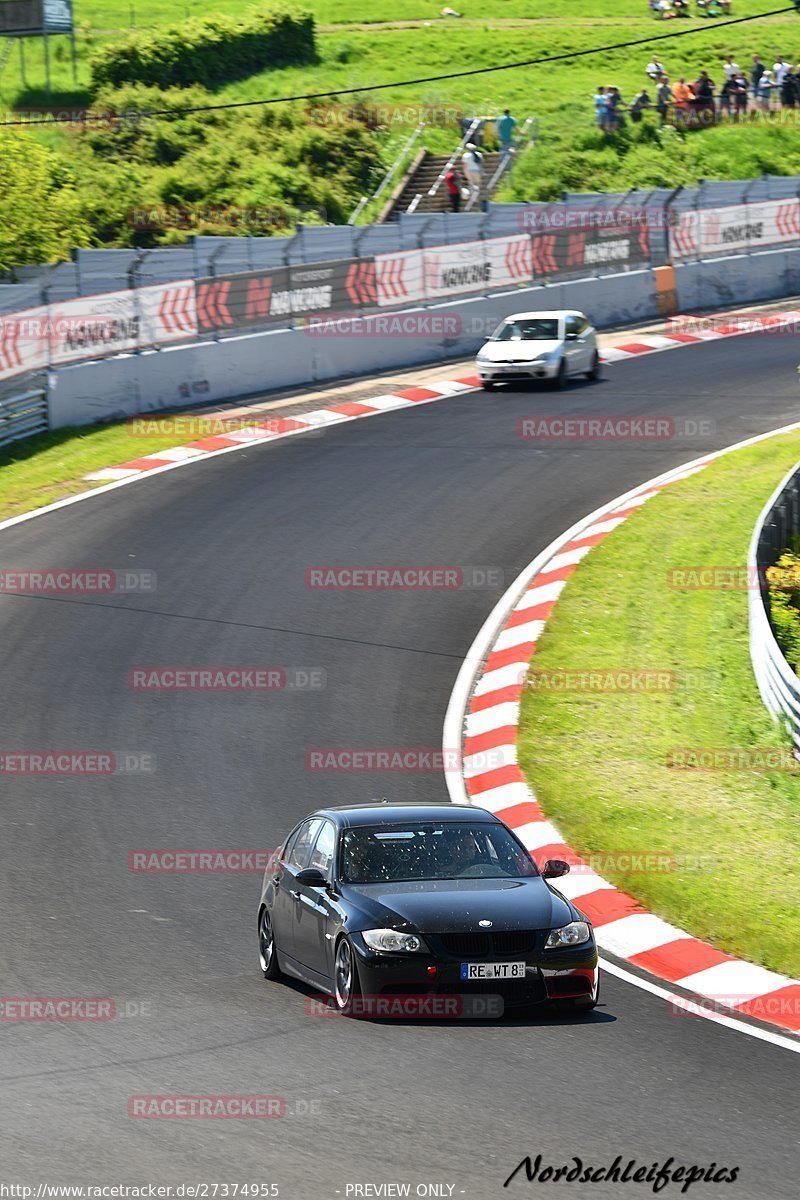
[476,352,490,363]
[362,928,428,953]
[544,921,591,949]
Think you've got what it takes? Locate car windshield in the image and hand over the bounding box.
[340,821,539,883]
[493,318,560,342]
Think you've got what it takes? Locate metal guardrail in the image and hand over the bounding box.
[0,387,48,450]
[462,116,537,214]
[349,122,427,225]
[748,458,800,754]
[2,173,799,314]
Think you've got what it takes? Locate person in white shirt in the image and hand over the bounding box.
[723,56,740,81]
[773,57,790,89]
[461,143,484,207]
[646,57,666,80]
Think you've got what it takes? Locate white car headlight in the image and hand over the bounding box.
[362,928,427,953]
[476,352,491,363]
[544,921,591,949]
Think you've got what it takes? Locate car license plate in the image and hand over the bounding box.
[460,962,526,981]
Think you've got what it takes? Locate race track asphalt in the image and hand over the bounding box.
[0,334,798,1198]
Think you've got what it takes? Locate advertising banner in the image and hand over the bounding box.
[195,259,377,333]
[0,280,197,382]
[670,199,800,260]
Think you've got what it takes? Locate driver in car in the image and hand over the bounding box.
[439,828,482,876]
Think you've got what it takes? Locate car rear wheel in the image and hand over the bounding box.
[258,908,283,980]
[333,936,363,1016]
[586,352,601,381]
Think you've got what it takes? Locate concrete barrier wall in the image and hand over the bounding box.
[674,247,800,312]
[48,269,660,428]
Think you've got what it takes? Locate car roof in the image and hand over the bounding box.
[501,310,584,321]
[310,803,499,828]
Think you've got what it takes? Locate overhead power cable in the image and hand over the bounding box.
[0,6,795,127]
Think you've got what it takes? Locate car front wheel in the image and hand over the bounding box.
[258,908,282,980]
[586,351,601,381]
[333,936,363,1016]
[553,358,568,389]
[482,380,495,391]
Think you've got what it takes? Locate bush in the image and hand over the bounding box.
[89,7,316,92]
[0,133,90,273]
[767,548,800,671]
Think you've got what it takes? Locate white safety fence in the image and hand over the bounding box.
[748,458,800,755]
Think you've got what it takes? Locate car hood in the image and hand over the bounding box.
[479,339,562,363]
[342,877,574,933]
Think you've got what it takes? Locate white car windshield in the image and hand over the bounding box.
[493,319,561,341]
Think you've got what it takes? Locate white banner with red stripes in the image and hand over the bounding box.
[670,199,800,260]
[375,235,532,306]
[0,280,197,382]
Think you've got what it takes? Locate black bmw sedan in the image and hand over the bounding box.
[257,802,599,1017]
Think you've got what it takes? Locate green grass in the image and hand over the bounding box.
[0,419,212,520]
[2,1,800,258]
[517,432,800,980]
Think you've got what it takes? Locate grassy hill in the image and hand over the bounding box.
[1,1,799,265]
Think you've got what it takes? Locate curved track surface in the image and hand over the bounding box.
[1,335,799,1198]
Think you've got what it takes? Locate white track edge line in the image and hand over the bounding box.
[442,415,800,1052]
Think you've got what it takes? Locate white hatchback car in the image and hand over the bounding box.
[476,310,600,390]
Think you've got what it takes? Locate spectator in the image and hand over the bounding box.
[495,109,517,159]
[646,56,666,80]
[751,55,765,98]
[444,168,461,213]
[729,69,749,120]
[781,64,800,108]
[656,76,673,122]
[722,55,740,80]
[605,86,625,132]
[758,68,776,111]
[692,70,716,126]
[630,88,652,122]
[593,85,609,130]
[673,0,690,14]
[672,77,695,125]
[461,142,484,207]
[773,56,790,93]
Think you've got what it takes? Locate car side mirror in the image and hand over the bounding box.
[541,859,570,879]
[565,331,579,341]
[295,867,328,888]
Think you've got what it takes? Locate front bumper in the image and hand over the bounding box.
[351,933,598,1011]
[477,359,560,382]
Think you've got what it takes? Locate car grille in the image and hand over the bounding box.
[436,931,537,957]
